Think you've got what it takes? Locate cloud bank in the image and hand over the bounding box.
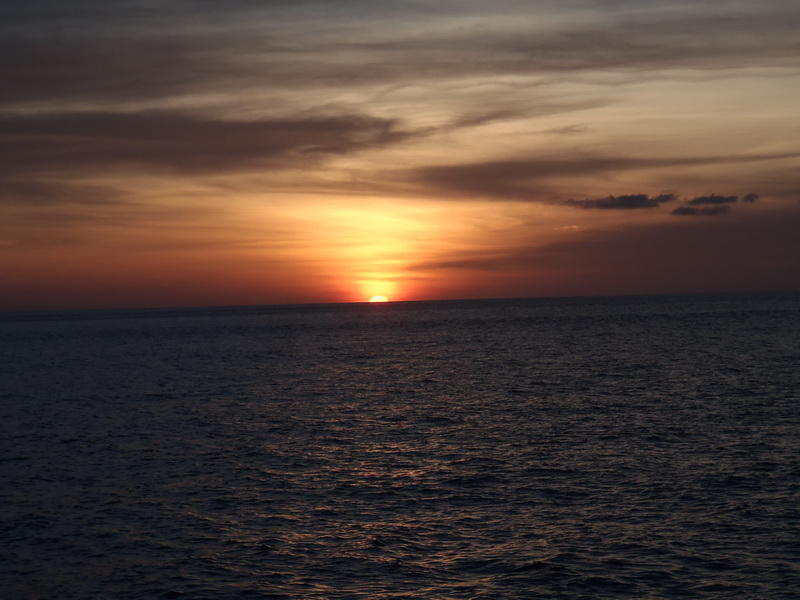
[0,112,413,177]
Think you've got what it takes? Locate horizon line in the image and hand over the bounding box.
[1,288,797,320]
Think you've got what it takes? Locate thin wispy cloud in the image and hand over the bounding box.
[566,194,676,210]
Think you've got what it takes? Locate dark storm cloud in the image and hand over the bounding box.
[0,111,413,176]
[566,193,676,210]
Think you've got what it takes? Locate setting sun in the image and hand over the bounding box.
[369,296,389,303]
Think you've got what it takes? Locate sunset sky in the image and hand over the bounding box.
[2,0,799,310]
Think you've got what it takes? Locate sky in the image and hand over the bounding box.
[2,0,799,310]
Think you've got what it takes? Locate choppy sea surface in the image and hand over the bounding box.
[2,292,799,599]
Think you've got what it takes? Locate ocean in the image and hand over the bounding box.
[2,292,799,599]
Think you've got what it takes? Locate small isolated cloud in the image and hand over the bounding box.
[566,193,676,210]
[546,124,590,135]
[670,193,754,216]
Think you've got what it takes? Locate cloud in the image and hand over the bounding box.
[671,205,732,217]
[566,193,676,210]
[0,34,229,105]
[2,2,798,110]
[687,194,738,205]
[412,157,681,201]
[409,154,796,202]
[546,124,591,135]
[0,181,122,207]
[0,111,414,176]
[670,193,759,216]
[408,207,800,296]
[567,192,762,215]
[448,109,541,130]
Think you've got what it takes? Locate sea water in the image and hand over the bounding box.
[2,292,799,599]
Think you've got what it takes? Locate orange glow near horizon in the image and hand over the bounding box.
[357,276,401,302]
[369,295,389,302]
[274,199,464,304]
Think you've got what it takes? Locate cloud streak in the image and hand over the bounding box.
[566,194,676,210]
[687,194,738,206]
[671,205,732,217]
[0,181,122,207]
[0,111,413,176]
[409,155,799,203]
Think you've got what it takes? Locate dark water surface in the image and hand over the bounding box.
[2,293,799,599]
